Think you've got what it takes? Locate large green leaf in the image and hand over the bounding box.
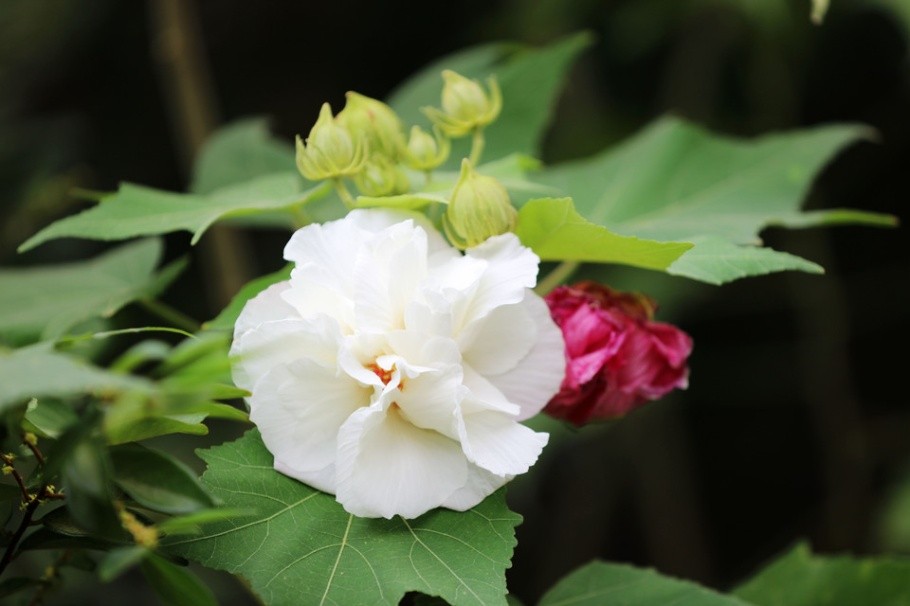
[165,430,521,606]
[539,560,751,606]
[0,238,167,340]
[516,198,692,270]
[734,542,910,605]
[191,118,296,195]
[0,345,152,414]
[19,174,327,251]
[389,33,593,164]
[536,117,895,283]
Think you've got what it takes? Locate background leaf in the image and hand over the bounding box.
[388,33,593,165]
[538,560,752,605]
[536,117,896,283]
[204,264,292,332]
[140,552,217,606]
[733,542,910,605]
[165,430,522,606]
[0,238,168,341]
[0,345,152,414]
[110,443,216,515]
[18,175,327,251]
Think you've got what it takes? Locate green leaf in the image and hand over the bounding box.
[140,552,216,606]
[0,577,42,599]
[539,560,751,606]
[516,198,692,270]
[158,507,255,537]
[111,444,216,515]
[23,398,78,439]
[204,264,292,332]
[98,545,149,582]
[536,117,896,283]
[666,236,823,284]
[61,434,121,539]
[877,466,910,553]
[0,238,166,340]
[389,33,593,163]
[0,345,152,414]
[19,174,328,251]
[165,430,522,606]
[191,119,295,195]
[734,542,910,605]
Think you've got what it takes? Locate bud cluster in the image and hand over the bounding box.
[294,69,517,249]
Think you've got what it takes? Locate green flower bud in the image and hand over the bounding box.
[442,159,517,249]
[296,103,366,181]
[422,70,502,138]
[354,157,410,197]
[336,92,405,160]
[402,125,450,171]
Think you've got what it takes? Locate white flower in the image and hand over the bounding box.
[231,209,565,519]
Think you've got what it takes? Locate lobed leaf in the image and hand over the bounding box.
[165,430,522,606]
[734,542,910,605]
[539,560,752,606]
[536,117,896,283]
[0,238,169,341]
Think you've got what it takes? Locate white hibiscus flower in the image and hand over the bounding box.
[231,209,565,519]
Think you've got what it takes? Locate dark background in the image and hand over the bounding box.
[1,0,908,604]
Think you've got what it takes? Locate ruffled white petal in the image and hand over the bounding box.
[486,295,566,421]
[457,409,548,477]
[441,465,510,511]
[459,301,536,376]
[335,405,467,518]
[232,282,297,341]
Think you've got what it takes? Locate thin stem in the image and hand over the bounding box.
[469,128,485,165]
[0,488,45,576]
[333,179,356,209]
[535,261,579,296]
[138,299,201,333]
[1,454,29,502]
[22,439,45,467]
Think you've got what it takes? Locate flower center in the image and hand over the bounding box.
[367,362,394,385]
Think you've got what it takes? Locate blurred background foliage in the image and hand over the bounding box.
[0,0,908,604]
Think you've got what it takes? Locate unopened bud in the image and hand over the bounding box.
[355,158,410,197]
[336,92,405,160]
[442,159,517,249]
[296,103,366,181]
[422,70,502,137]
[402,126,450,171]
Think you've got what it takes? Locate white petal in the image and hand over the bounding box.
[232,282,297,341]
[230,315,341,393]
[335,405,467,518]
[462,234,539,326]
[249,361,369,491]
[459,301,537,376]
[486,294,566,421]
[441,465,509,511]
[461,365,520,416]
[395,364,462,438]
[457,410,548,477]
[346,209,456,259]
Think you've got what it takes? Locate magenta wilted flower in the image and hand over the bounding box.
[544,281,692,426]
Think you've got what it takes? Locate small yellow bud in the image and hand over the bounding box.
[23,432,37,446]
[402,125,450,171]
[296,103,367,181]
[336,92,406,160]
[422,70,502,138]
[1,465,13,475]
[354,157,410,197]
[442,159,517,249]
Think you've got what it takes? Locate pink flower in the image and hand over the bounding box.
[544,281,692,426]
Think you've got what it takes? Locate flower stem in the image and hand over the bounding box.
[333,178,356,209]
[469,128,485,165]
[535,261,579,296]
[138,299,201,333]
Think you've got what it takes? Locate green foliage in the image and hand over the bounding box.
[140,552,217,606]
[165,430,522,606]
[204,264,292,331]
[734,542,910,605]
[19,175,328,251]
[389,33,593,165]
[536,117,895,283]
[516,198,692,270]
[110,443,216,515]
[877,466,910,553]
[0,238,171,341]
[539,560,751,605]
[0,345,152,414]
